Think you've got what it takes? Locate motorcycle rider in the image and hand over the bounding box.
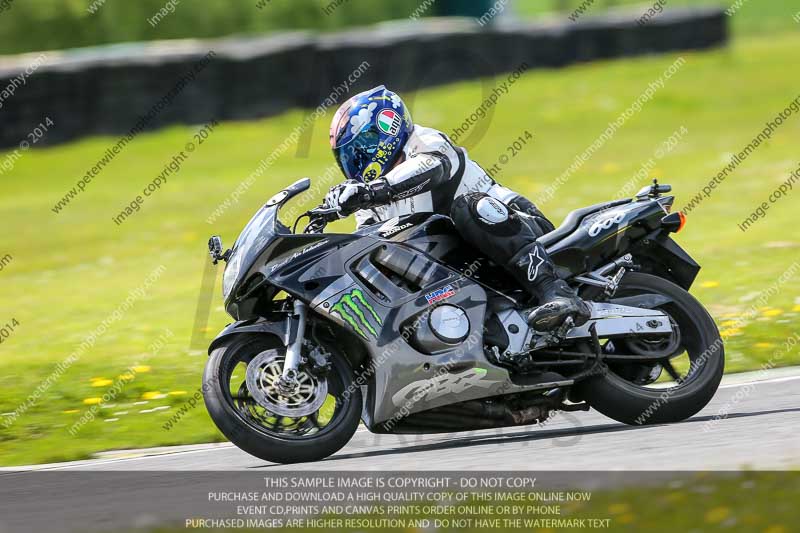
[324,85,590,332]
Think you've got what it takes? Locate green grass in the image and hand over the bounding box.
[0,0,426,55]
[517,0,800,36]
[2,31,800,466]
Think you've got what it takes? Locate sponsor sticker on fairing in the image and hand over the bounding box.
[377,109,402,136]
[425,284,456,305]
[331,289,383,340]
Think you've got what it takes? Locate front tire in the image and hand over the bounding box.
[575,272,724,425]
[203,334,362,464]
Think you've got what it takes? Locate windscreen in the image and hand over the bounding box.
[232,205,279,265]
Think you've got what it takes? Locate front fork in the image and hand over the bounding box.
[278,299,308,390]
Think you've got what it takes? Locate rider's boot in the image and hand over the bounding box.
[509,242,592,332]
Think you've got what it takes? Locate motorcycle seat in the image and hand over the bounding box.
[537,199,630,248]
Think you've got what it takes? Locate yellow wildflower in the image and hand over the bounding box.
[705,507,730,523]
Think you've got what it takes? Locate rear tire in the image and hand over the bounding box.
[575,272,724,425]
[203,335,362,464]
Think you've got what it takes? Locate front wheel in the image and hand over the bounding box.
[203,334,362,464]
[573,272,724,425]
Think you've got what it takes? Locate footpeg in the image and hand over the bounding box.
[536,316,575,346]
[605,266,627,296]
[557,316,576,337]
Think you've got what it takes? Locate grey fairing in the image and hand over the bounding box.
[207,318,289,354]
[308,245,568,428]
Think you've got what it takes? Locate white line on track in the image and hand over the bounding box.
[718,374,800,389]
[5,367,800,471]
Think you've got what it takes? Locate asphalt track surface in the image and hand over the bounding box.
[8,367,800,472]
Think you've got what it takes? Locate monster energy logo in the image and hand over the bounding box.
[331,289,383,339]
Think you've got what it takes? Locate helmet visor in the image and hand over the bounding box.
[332,127,380,182]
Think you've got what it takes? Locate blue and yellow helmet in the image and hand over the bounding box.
[329,85,413,183]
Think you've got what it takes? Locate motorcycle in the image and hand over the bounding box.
[203,178,724,464]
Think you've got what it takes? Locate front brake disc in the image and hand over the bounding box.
[245,350,328,417]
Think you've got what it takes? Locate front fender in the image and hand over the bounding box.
[207,317,289,355]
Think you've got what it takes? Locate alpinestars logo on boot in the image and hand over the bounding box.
[528,246,545,281]
[331,288,383,340]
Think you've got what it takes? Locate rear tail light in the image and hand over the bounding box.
[677,211,687,232]
[661,212,687,233]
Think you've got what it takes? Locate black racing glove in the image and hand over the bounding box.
[323,179,393,218]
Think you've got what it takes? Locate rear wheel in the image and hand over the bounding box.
[203,334,361,463]
[574,272,724,425]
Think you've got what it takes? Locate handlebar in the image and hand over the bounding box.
[635,179,673,200]
[295,206,341,234]
[308,206,341,222]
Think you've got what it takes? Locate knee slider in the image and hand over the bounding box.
[474,195,510,225]
[455,193,521,236]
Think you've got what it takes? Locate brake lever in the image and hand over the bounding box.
[304,220,324,234]
[312,206,341,219]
